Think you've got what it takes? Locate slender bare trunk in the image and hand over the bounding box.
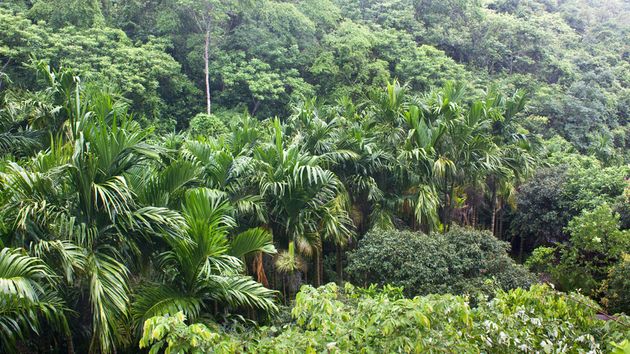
[253,253,268,287]
[204,27,211,115]
[66,335,75,354]
[251,98,261,116]
[498,206,504,239]
[336,245,343,285]
[491,199,497,236]
[442,177,449,232]
[490,182,497,236]
[314,248,321,287]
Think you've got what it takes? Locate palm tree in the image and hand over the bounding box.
[0,62,67,158]
[485,90,536,238]
[0,73,185,353]
[0,90,48,158]
[288,99,358,285]
[254,119,351,288]
[0,248,69,352]
[131,188,277,328]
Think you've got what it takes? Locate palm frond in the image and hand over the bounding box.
[30,240,86,284]
[0,248,69,350]
[208,275,277,314]
[228,227,276,259]
[87,252,129,354]
[131,284,202,329]
[0,248,54,301]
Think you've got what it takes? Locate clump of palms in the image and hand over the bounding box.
[131,188,277,328]
[0,66,278,353]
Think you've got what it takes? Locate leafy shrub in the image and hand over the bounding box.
[140,283,630,353]
[529,204,630,298]
[562,164,629,214]
[601,254,630,314]
[346,226,535,297]
[524,246,555,273]
[139,311,242,354]
[509,166,572,252]
[188,113,229,138]
[508,160,629,256]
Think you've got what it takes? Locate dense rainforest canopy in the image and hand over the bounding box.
[0,0,628,353]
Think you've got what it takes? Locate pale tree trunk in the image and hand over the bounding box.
[204,27,212,115]
[490,180,497,236]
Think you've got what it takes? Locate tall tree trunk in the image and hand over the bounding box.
[314,247,321,287]
[66,335,75,354]
[336,245,343,285]
[204,27,211,115]
[251,98,261,116]
[442,177,449,232]
[497,201,504,239]
[490,182,497,236]
[491,199,497,236]
[253,253,268,287]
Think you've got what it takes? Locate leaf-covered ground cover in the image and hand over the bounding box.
[141,283,630,353]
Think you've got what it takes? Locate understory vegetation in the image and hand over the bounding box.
[0,0,629,353]
[140,283,630,353]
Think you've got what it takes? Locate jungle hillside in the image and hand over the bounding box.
[0,0,629,353]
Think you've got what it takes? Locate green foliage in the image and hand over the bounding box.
[601,254,630,315]
[28,0,104,28]
[563,164,629,213]
[1,0,629,349]
[0,247,69,351]
[554,204,630,294]
[509,153,628,256]
[0,67,277,353]
[524,246,555,273]
[140,283,630,353]
[528,204,630,302]
[396,44,472,92]
[312,20,390,97]
[346,227,534,297]
[610,339,630,354]
[188,113,228,138]
[139,311,241,354]
[0,8,196,125]
[565,204,629,260]
[131,187,278,328]
[4,0,630,151]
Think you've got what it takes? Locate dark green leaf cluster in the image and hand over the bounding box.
[347,226,534,297]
